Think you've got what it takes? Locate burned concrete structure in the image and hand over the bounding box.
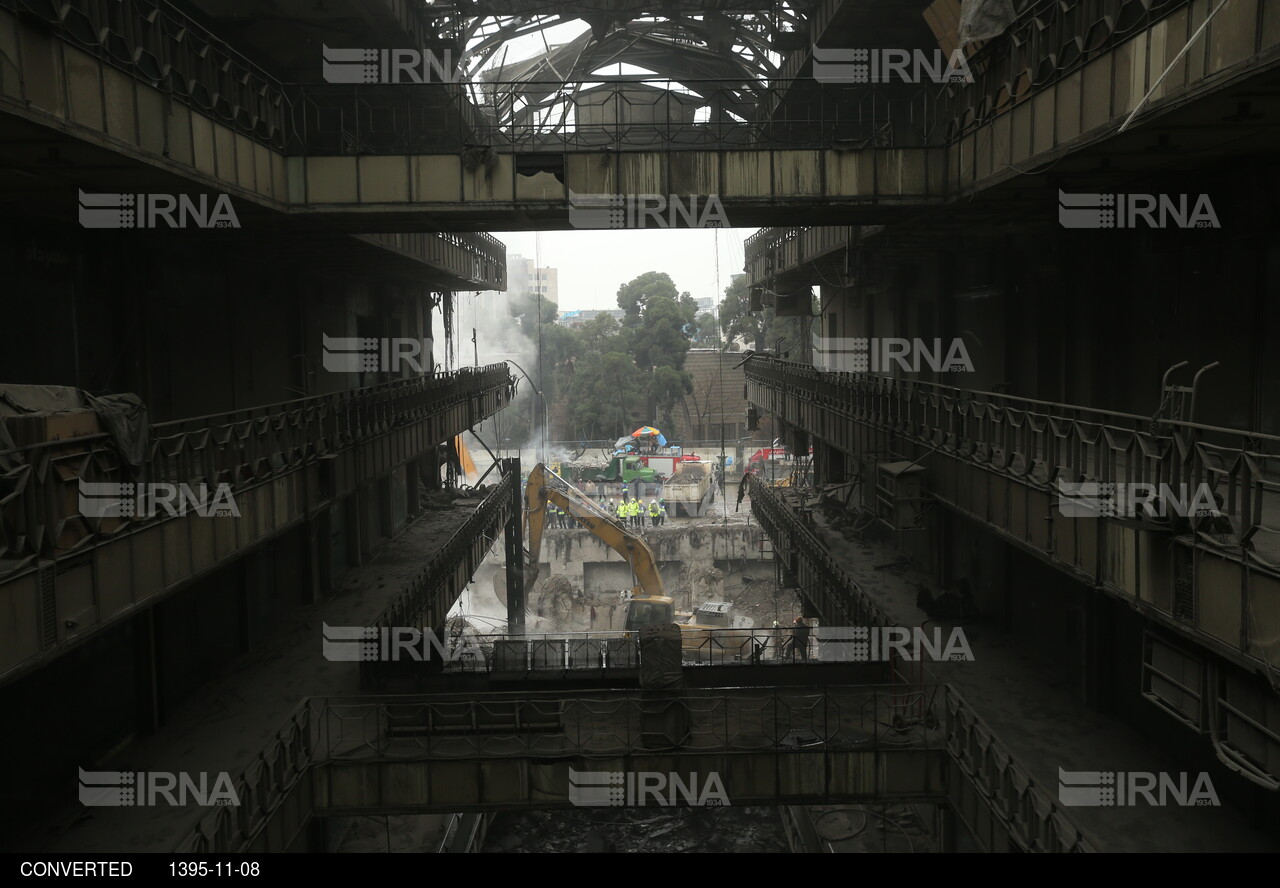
[0,0,1277,856]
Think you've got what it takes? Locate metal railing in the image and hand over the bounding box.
[360,470,517,687]
[946,0,1193,142]
[2,0,289,148]
[355,232,508,289]
[316,685,940,760]
[287,79,949,155]
[940,685,1095,852]
[745,358,1280,557]
[0,365,515,577]
[177,701,313,853]
[744,225,853,283]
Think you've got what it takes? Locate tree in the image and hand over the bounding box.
[633,294,692,372]
[648,365,694,433]
[718,274,760,350]
[566,350,647,440]
[691,312,720,346]
[616,271,680,328]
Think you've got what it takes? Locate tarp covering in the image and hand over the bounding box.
[0,384,150,468]
[87,393,149,468]
[959,0,1017,44]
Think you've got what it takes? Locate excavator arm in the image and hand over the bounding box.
[524,463,666,600]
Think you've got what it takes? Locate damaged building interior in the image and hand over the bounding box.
[1,0,1279,858]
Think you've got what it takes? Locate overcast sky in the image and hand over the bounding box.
[490,228,753,312]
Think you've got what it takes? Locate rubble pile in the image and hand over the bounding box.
[484,806,790,853]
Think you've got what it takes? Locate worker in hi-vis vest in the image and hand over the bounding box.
[616,498,628,521]
[648,498,661,527]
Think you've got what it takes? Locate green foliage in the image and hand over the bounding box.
[616,271,680,327]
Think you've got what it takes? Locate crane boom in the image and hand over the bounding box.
[524,463,666,602]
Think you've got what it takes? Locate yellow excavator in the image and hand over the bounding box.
[525,464,756,659]
[524,462,677,631]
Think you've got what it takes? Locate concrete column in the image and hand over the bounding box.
[503,457,525,634]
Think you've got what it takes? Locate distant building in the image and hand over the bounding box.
[557,308,625,327]
[508,254,558,304]
[670,348,772,446]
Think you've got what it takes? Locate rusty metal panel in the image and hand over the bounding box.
[306,156,358,203]
[1246,569,1280,668]
[1113,34,1143,117]
[989,474,1008,531]
[1080,55,1114,132]
[132,526,165,600]
[190,515,216,576]
[214,514,239,561]
[162,517,192,588]
[668,151,718,196]
[103,65,136,144]
[22,29,67,118]
[826,149,872,196]
[1055,515,1076,570]
[214,123,236,184]
[55,563,94,642]
[1198,552,1243,646]
[235,133,255,190]
[773,150,822,196]
[191,113,216,176]
[1032,88,1056,156]
[1208,0,1259,73]
[565,151,616,195]
[617,151,664,195]
[1265,0,1280,48]
[955,133,974,190]
[1102,522,1137,599]
[1029,488,1051,553]
[1009,101,1034,165]
[357,155,410,203]
[138,87,165,156]
[1144,534,1173,613]
[1055,70,1082,144]
[253,143,271,198]
[722,150,771,197]
[96,537,134,619]
[0,572,40,671]
[464,154,512,202]
[64,47,103,130]
[0,12,20,102]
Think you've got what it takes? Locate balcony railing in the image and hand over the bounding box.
[2,0,289,148]
[745,357,1280,559]
[0,365,515,579]
[356,232,507,289]
[287,79,949,155]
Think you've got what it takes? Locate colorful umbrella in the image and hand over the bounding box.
[631,426,667,446]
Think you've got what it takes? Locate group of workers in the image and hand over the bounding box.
[544,496,668,529]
